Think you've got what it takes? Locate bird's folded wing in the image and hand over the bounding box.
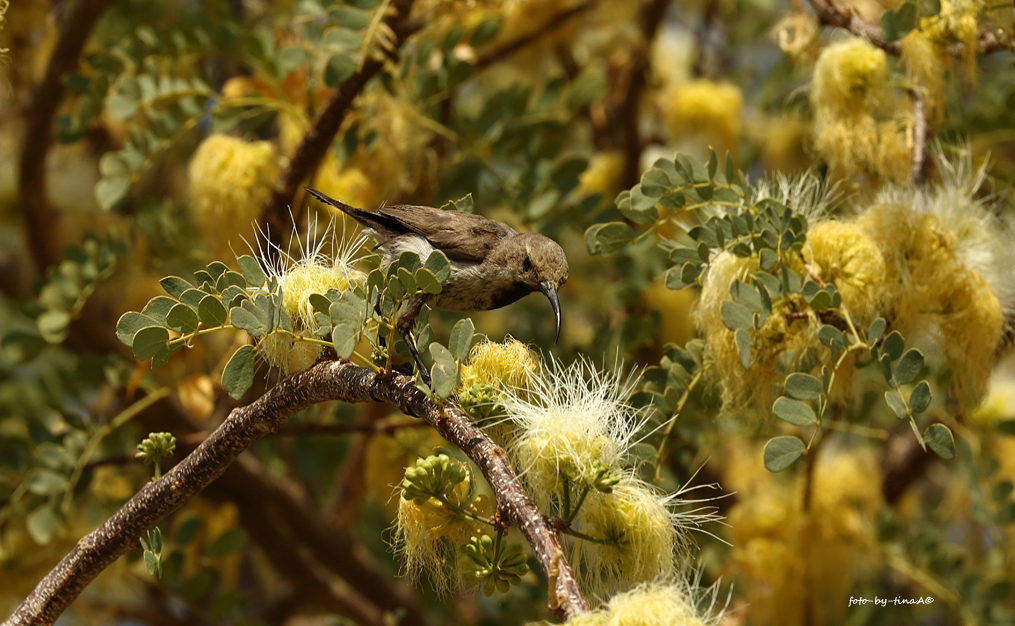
[378,205,519,263]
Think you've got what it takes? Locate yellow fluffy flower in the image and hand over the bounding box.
[189,134,280,257]
[662,80,744,157]
[811,39,887,118]
[804,221,887,324]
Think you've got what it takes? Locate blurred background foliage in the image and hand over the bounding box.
[1,0,1015,625]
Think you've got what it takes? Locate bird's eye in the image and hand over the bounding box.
[522,256,533,272]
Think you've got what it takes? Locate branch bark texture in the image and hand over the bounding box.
[5,361,589,625]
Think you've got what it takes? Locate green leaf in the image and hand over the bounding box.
[166,303,199,333]
[565,72,605,110]
[216,271,246,293]
[236,256,266,288]
[894,349,924,385]
[144,550,161,577]
[885,391,908,419]
[707,149,718,180]
[277,45,308,76]
[415,267,442,294]
[925,424,955,459]
[764,436,806,472]
[729,280,762,312]
[817,325,846,350]
[330,6,372,29]
[785,373,824,401]
[206,528,248,557]
[725,152,735,185]
[470,17,503,45]
[230,307,267,337]
[424,250,451,283]
[26,468,69,495]
[909,381,932,414]
[868,317,886,345]
[449,318,474,362]
[880,353,895,387]
[27,505,61,545]
[431,361,456,399]
[664,266,688,290]
[324,53,357,86]
[95,176,131,210]
[882,331,904,361]
[332,324,357,359]
[142,296,177,326]
[807,290,832,311]
[585,222,633,255]
[759,248,777,271]
[198,295,228,327]
[222,345,255,400]
[132,326,170,361]
[734,328,751,369]
[37,310,72,343]
[720,300,753,331]
[160,276,192,299]
[772,397,817,426]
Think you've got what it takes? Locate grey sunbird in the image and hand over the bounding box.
[305,188,569,378]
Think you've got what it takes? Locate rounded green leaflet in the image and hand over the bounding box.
[734,328,751,370]
[894,349,925,385]
[720,300,753,331]
[909,381,932,414]
[198,295,228,327]
[925,424,955,460]
[772,397,817,426]
[764,436,806,472]
[132,326,170,361]
[222,345,255,400]
[785,373,824,401]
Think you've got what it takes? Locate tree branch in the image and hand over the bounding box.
[474,1,595,71]
[18,0,116,275]
[259,0,419,241]
[5,360,589,626]
[807,0,902,55]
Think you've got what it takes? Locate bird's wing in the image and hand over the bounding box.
[377,205,518,263]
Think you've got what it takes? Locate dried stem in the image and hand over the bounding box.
[908,86,928,186]
[4,360,588,626]
[18,0,116,275]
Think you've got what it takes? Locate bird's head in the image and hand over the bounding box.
[503,233,569,343]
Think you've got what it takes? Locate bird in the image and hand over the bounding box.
[304,188,569,379]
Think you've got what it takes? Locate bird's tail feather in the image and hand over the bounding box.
[304,187,390,236]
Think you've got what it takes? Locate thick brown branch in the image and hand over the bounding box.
[474,1,595,71]
[259,0,419,240]
[6,361,588,625]
[18,0,116,275]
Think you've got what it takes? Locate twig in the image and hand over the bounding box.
[258,0,420,243]
[474,1,595,70]
[18,0,116,275]
[5,360,589,626]
[807,0,902,55]
[908,86,928,186]
[880,428,934,505]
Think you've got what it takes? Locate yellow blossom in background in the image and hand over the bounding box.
[856,181,1008,410]
[756,115,812,174]
[811,38,887,118]
[188,134,280,257]
[662,80,743,158]
[578,151,625,202]
[920,0,980,80]
[773,12,819,61]
[804,221,887,324]
[726,442,882,626]
[313,152,380,211]
[365,420,447,510]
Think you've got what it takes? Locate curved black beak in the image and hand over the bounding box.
[538,281,561,344]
